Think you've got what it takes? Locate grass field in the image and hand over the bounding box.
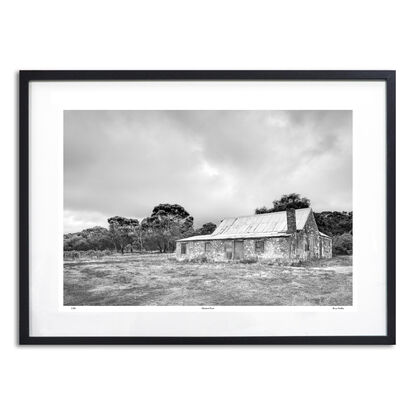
[64,253,352,306]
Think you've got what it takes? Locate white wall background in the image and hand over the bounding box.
[0,1,412,414]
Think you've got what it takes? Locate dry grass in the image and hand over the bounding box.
[64,253,352,306]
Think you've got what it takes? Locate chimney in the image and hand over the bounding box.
[286,208,297,233]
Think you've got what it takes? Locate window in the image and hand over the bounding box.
[255,240,265,253]
[305,238,309,251]
[205,241,212,253]
[181,243,187,255]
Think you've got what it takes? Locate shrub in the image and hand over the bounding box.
[168,256,179,262]
[63,251,80,260]
[185,255,208,263]
[333,233,353,255]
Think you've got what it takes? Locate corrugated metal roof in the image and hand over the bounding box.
[178,208,312,242]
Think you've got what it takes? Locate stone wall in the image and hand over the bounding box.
[320,236,332,258]
[176,237,292,262]
[243,237,291,261]
[175,239,227,262]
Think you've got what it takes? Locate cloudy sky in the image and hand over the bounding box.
[64,110,352,233]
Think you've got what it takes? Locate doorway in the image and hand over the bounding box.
[234,240,244,260]
[224,241,233,260]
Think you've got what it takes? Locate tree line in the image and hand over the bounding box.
[64,194,353,255]
[64,203,217,254]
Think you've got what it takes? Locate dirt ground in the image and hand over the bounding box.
[63,253,352,306]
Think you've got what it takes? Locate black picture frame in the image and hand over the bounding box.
[19,70,396,345]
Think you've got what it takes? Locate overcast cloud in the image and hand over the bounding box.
[64,110,352,233]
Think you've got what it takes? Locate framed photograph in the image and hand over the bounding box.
[19,70,395,345]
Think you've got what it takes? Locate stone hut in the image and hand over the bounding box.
[176,208,332,263]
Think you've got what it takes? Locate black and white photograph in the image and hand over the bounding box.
[64,110,353,307]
